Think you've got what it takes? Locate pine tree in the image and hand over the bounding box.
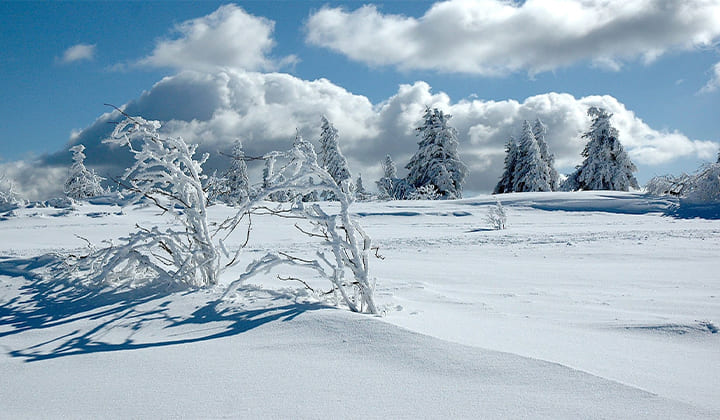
[355,173,370,201]
[223,139,250,205]
[493,137,518,194]
[564,107,638,191]
[513,121,552,192]
[405,107,467,199]
[64,144,105,200]
[532,118,559,190]
[318,116,351,187]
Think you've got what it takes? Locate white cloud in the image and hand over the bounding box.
[59,43,96,64]
[137,4,296,72]
[11,70,715,200]
[306,0,720,75]
[699,62,720,93]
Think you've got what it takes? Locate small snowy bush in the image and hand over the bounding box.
[645,163,720,203]
[486,200,507,230]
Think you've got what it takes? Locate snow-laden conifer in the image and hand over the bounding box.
[564,107,638,191]
[513,121,552,192]
[533,118,559,190]
[318,116,351,187]
[493,137,518,194]
[64,144,105,200]
[222,139,250,205]
[405,107,467,199]
[355,173,371,201]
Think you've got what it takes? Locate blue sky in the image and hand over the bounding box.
[1,1,719,198]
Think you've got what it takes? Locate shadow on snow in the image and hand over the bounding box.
[0,255,326,363]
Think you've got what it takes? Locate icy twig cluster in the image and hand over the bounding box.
[486,200,507,230]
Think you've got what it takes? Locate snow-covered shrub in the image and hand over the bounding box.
[563,107,638,191]
[225,134,379,314]
[406,107,467,199]
[486,200,507,230]
[67,116,221,287]
[682,163,720,203]
[409,184,440,200]
[645,174,689,197]
[64,144,106,200]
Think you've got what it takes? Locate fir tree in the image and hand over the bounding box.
[405,107,467,199]
[223,139,250,205]
[493,137,518,194]
[318,116,351,187]
[513,121,552,192]
[532,118,559,190]
[564,107,638,191]
[64,144,105,200]
[355,173,370,201]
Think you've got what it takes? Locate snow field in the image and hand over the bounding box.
[1,191,718,418]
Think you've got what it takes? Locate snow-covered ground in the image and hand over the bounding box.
[1,191,718,418]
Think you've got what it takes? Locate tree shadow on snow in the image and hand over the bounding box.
[0,255,326,363]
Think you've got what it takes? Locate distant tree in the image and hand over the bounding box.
[405,107,467,199]
[222,139,250,205]
[563,107,638,191]
[493,137,518,194]
[376,154,398,199]
[64,144,105,200]
[355,173,371,201]
[0,172,23,209]
[318,116,351,188]
[513,121,552,192]
[532,118,559,190]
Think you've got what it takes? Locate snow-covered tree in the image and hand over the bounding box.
[64,144,105,200]
[0,172,22,209]
[533,118,559,190]
[405,107,467,199]
[355,173,371,201]
[513,121,553,192]
[493,137,518,194]
[376,154,398,199]
[318,116,352,188]
[221,139,250,205]
[563,107,638,191]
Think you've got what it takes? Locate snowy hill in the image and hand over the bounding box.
[1,192,718,418]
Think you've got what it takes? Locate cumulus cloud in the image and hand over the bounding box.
[699,62,720,93]
[137,4,296,72]
[8,70,710,201]
[305,0,720,75]
[59,43,96,64]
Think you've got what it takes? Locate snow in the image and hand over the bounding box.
[1,191,719,418]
